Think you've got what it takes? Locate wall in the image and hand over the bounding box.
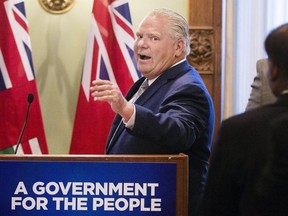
[25,0,188,154]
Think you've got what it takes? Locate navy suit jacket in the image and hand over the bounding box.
[252,113,288,216]
[200,94,288,216]
[105,60,215,215]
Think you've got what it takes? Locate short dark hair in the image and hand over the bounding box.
[265,23,288,74]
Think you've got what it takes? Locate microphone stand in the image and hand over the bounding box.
[14,94,34,154]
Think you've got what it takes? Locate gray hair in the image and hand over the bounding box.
[147,8,191,56]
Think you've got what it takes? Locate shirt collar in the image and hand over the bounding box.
[147,58,186,86]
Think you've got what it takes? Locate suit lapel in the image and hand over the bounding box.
[134,61,191,105]
[106,120,125,152]
[105,77,146,152]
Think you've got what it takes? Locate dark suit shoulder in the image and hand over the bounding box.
[222,104,288,129]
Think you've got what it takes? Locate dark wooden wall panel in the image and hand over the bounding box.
[188,0,222,140]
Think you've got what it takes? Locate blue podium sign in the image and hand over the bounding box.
[0,157,180,216]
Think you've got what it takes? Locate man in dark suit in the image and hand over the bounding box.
[199,23,288,216]
[253,114,288,216]
[90,8,215,215]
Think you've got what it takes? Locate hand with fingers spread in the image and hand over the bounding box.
[90,79,134,122]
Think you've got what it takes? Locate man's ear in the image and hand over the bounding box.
[268,60,279,81]
[175,39,184,57]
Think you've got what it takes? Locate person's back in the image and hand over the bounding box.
[199,23,288,216]
[199,102,288,216]
[252,114,288,216]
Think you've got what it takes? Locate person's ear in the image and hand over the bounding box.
[175,39,184,57]
[268,60,279,81]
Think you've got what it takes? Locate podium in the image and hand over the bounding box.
[0,154,188,216]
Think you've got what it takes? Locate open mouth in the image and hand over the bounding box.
[139,54,151,60]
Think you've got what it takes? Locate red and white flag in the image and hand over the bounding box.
[0,0,48,154]
[70,0,139,154]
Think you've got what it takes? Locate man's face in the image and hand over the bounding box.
[133,15,180,79]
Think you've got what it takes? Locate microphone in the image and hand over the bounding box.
[14,93,34,154]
